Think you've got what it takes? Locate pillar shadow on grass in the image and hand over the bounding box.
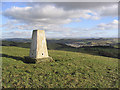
[1,54,35,64]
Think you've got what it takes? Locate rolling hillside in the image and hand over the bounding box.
[1,40,119,59]
[1,46,119,88]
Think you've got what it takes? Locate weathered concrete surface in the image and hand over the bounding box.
[25,30,53,63]
[29,30,49,59]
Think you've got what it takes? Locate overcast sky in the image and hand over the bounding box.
[1,2,118,39]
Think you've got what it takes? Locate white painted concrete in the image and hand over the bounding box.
[29,30,49,59]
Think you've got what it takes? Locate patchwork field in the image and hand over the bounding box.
[1,46,119,88]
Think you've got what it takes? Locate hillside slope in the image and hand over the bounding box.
[1,46,119,88]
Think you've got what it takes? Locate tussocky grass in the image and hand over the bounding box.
[1,46,119,88]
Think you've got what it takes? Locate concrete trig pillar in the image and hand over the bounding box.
[24,30,53,63]
[29,30,48,58]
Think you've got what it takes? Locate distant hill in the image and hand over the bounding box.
[2,38,31,42]
[2,38,118,44]
[1,38,119,58]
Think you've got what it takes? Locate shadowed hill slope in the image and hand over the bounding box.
[1,40,119,59]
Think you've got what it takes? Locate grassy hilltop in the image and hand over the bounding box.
[1,46,119,88]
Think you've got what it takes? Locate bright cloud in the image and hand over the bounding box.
[1,2,118,38]
[3,5,100,25]
[97,19,118,30]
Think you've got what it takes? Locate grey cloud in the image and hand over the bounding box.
[27,2,118,17]
[3,2,117,27]
[28,2,116,10]
[98,4,118,16]
[3,4,99,26]
[2,2,118,38]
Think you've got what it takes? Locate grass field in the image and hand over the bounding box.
[1,46,119,88]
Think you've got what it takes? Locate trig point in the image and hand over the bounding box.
[24,30,53,63]
[30,30,48,58]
